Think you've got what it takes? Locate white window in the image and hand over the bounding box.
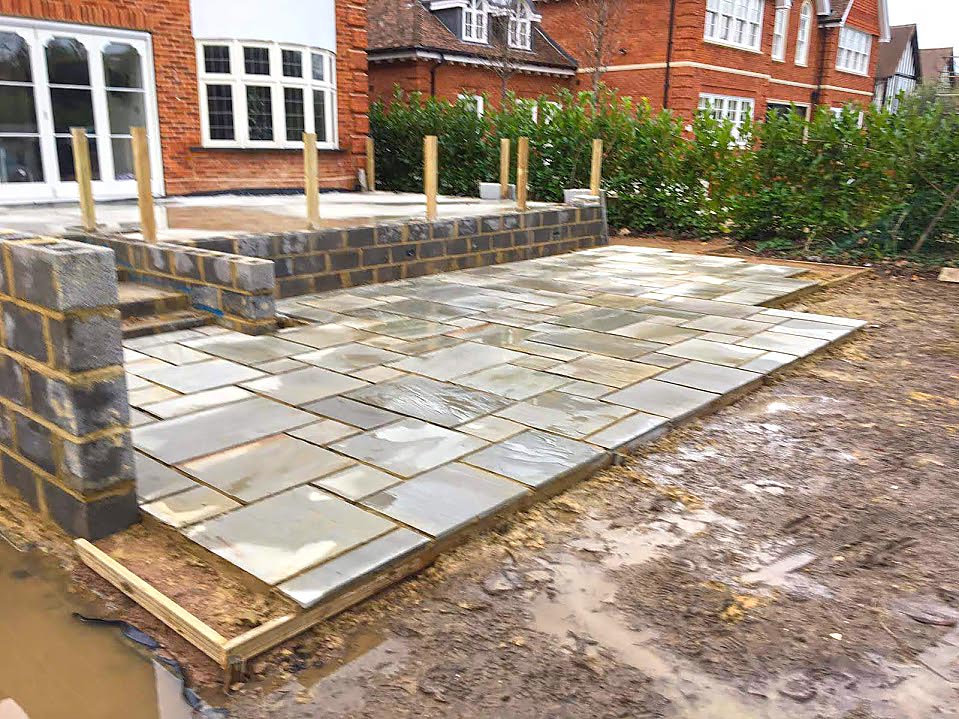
[458,93,484,116]
[463,0,489,44]
[795,1,812,66]
[772,6,789,61]
[508,3,532,50]
[698,93,755,139]
[836,26,871,75]
[196,40,337,149]
[704,0,764,52]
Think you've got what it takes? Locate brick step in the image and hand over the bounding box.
[122,309,212,339]
[118,281,191,319]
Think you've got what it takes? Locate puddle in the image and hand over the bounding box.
[0,540,195,719]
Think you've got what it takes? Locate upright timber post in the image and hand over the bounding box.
[499,138,510,199]
[590,138,603,196]
[130,127,157,243]
[70,128,96,231]
[424,135,438,220]
[365,136,376,192]
[303,132,320,229]
[516,136,529,211]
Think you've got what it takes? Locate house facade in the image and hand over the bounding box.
[0,0,369,204]
[538,0,891,131]
[874,24,919,112]
[919,47,958,97]
[367,0,576,106]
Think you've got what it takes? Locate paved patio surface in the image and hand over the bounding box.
[125,245,864,610]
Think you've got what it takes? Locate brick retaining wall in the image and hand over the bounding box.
[0,237,137,539]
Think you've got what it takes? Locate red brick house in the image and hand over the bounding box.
[0,0,369,204]
[367,0,577,107]
[539,0,891,128]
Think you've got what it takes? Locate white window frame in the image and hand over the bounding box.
[458,93,484,116]
[463,0,489,44]
[772,6,789,61]
[836,26,871,75]
[795,1,812,66]
[196,40,337,150]
[704,0,764,53]
[698,93,755,141]
[508,3,532,50]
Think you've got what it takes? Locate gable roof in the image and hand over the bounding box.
[819,0,891,42]
[919,47,956,85]
[367,0,576,70]
[876,24,916,79]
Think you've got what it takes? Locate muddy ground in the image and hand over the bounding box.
[3,270,958,718]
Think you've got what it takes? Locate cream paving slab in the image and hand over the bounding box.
[141,486,240,529]
[610,321,702,344]
[375,298,476,322]
[129,384,180,407]
[276,324,373,349]
[329,418,488,477]
[123,329,205,350]
[185,486,397,586]
[755,308,867,327]
[548,307,649,332]
[389,342,523,381]
[181,334,308,364]
[289,418,362,446]
[655,360,763,395]
[546,354,663,388]
[737,330,830,356]
[558,380,616,399]
[136,359,265,394]
[178,434,354,503]
[137,344,214,366]
[496,391,633,439]
[350,365,406,383]
[605,379,720,420]
[141,385,255,419]
[293,343,405,373]
[240,367,368,406]
[303,396,403,429]
[254,357,308,374]
[658,338,766,367]
[458,415,528,442]
[130,408,156,427]
[767,318,858,341]
[359,317,454,341]
[585,412,670,451]
[134,451,195,503]
[680,315,773,337]
[527,328,658,360]
[313,464,401,502]
[361,463,528,539]
[456,364,570,400]
[739,351,800,373]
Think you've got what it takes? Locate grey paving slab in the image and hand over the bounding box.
[329,418,487,477]
[680,315,772,337]
[655,361,763,394]
[185,486,397,585]
[289,418,362,446]
[360,317,453,340]
[638,353,689,369]
[386,335,463,356]
[605,379,720,420]
[142,486,240,528]
[181,334,307,364]
[768,318,857,341]
[527,328,657,360]
[585,412,670,451]
[137,359,265,394]
[361,463,528,539]
[558,380,615,399]
[314,464,401,501]
[134,451,195,503]
[277,324,373,349]
[496,391,633,439]
[458,415,527,442]
[129,384,180,407]
[130,408,157,427]
[133,397,315,464]
[511,355,562,370]
[447,324,535,348]
[377,298,475,322]
[463,429,607,488]
[737,330,830,356]
[240,367,368,406]
[304,396,403,429]
[755,308,866,328]
[658,338,766,367]
[546,354,662,388]
[178,434,354,503]
[255,358,309,374]
[346,375,510,428]
[138,344,213,366]
[610,321,702,344]
[351,365,406,383]
[549,307,648,332]
[456,364,569,400]
[141,385,255,419]
[123,328,205,350]
[278,528,429,608]
[390,342,523,381]
[739,351,799,373]
[294,343,404,373]
[125,357,175,376]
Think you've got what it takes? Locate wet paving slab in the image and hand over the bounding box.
[124,245,865,611]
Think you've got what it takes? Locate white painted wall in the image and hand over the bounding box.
[190,0,337,51]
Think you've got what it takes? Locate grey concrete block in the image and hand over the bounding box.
[2,452,38,509]
[171,249,202,280]
[235,235,272,258]
[310,230,344,252]
[234,260,275,292]
[407,222,430,242]
[222,292,276,320]
[47,312,123,372]
[187,284,220,311]
[29,372,130,436]
[42,480,139,540]
[145,246,168,273]
[293,254,326,276]
[0,407,13,448]
[0,355,27,404]
[14,413,55,475]
[375,224,404,245]
[481,216,502,233]
[456,218,478,236]
[430,220,454,240]
[8,240,118,310]
[202,255,235,286]
[3,303,47,362]
[59,432,135,493]
[345,227,375,248]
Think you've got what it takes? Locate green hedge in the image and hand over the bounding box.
[370,87,959,261]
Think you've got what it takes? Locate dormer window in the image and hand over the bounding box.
[508,3,532,50]
[463,0,489,43]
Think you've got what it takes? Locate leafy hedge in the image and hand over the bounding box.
[370,87,959,261]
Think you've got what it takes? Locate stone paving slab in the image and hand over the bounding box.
[124,245,865,607]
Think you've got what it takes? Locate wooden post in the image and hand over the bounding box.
[424,135,438,220]
[365,136,375,192]
[130,127,157,242]
[499,138,510,200]
[303,132,320,228]
[516,136,529,211]
[70,128,96,231]
[590,138,603,196]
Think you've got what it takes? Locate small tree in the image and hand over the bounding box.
[576,0,626,102]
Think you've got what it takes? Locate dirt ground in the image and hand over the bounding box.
[3,269,958,718]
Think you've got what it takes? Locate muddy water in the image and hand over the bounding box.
[0,541,194,719]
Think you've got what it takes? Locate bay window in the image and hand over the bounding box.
[197,40,337,149]
[837,27,871,75]
[704,0,764,52]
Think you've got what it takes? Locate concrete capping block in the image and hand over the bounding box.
[5,238,119,311]
[479,182,516,200]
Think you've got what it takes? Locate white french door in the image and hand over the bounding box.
[0,18,163,204]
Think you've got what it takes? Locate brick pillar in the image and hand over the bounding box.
[0,238,138,540]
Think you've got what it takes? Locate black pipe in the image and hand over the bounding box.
[663,0,678,108]
[430,53,447,97]
[811,24,830,107]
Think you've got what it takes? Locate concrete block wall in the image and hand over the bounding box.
[73,234,278,335]
[0,237,138,540]
[183,204,609,299]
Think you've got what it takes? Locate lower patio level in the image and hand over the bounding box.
[120,244,863,633]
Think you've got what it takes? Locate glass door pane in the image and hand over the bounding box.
[46,36,100,181]
[0,30,44,185]
[103,42,145,180]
